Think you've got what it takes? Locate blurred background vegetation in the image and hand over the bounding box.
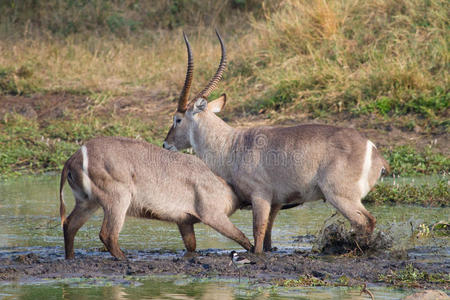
[1,0,447,118]
[0,0,448,182]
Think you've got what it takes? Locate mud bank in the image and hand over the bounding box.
[0,247,448,289]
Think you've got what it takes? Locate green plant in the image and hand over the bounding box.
[248,80,301,112]
[0,114,161,179]
[0,61,40,95]
[279,274,353,287]
[375,97,395,116]
[364,178,449,207]
[378,264,448,287]
[282,275,329,287]
[384,146,450,176]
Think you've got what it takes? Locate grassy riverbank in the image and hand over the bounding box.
[0,0,448,205]
[1,112,448,206]
[1,112,448,177]
[1,1,448,125]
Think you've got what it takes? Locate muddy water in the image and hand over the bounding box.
[0,175,448,299]
[0,276,410,299]
[1,175,448,252]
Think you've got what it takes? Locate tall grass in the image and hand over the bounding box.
[0,0,266,95]
[0,0,448,123]
[243,0,448,118]
[0,30,252,96]
[0,0,265,38]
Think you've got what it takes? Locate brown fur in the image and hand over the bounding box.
[164,100,389,254]
[60,136,252,259]
[163,33,389,254]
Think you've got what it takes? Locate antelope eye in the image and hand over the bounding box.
[173,116,181,127]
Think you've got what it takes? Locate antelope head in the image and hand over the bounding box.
[163,30,228,152]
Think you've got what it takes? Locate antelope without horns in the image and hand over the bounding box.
[163,31,390,254]
[59,136,253,259]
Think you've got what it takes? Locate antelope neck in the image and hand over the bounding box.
[190,112,236,181]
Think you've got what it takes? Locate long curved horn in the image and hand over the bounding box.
[178,32,194,113]
[193,29,226,100]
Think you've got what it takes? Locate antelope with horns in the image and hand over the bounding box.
[60,136,253,259]
[163,31,390,254]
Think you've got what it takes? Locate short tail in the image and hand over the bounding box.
[59,161,69,227]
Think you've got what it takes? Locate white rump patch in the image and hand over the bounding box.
[358,140,374,197]
[81,145,92,199]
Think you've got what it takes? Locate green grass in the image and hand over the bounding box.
[357,88,449,119]
[247,80,302,112]
[0,114,162,178]
[364,179,449,207]
[0,65,39,95]
[2,112,447,180]
[383,145,450,176]
[378,264,449,287]
[2,113,448,208]
[234,0,449,131]
[278,274,353,287]
[281,275,330,287]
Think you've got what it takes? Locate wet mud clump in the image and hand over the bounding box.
[313,217,393,255]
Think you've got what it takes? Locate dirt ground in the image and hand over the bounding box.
[1,92,448,154]
[0,247,448,290]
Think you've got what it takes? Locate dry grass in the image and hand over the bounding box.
[244,0,448,114]
[0,0,448,125]
[0,0,264,97]
[0,30,245,96]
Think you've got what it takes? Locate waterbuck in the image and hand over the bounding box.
[163,31,390,254]
[59,138,253,259]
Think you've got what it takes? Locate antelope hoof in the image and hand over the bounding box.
[264,246,278,252]
[183,251,198,258]
[112,254,127,261]
[252,248,264,255]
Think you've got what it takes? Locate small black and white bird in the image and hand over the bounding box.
[229,251,254,283]
[229,251,253,267]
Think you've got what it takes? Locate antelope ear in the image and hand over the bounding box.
[193,98,208,114]
[208,94,227,113]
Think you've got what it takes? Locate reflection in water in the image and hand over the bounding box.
[0,277,410,300]
[0,175,447,300]
[0,175,448,253]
